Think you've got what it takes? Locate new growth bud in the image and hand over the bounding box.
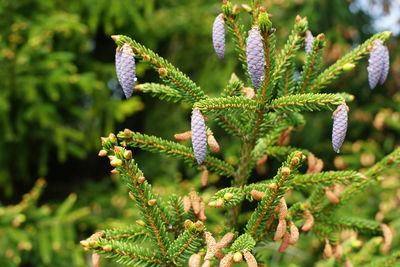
[258,11,272,33]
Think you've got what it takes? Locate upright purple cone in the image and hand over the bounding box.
[367,39,390,89]
[116,43,136,98]
[304,30,314,56]
[332,103,348,153]
[246,27,265,89]
[191,107,207,164]
[212,14,225,59]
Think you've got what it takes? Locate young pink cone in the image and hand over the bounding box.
[116,43,136,98]
[368,39,389,89]
[304,30,314,56]
[332,103,349,153]
[212,14,225,59]
[246,27,265,89]
[191,107,207,164]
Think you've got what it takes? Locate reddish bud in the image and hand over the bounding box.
[233,252,243,262]
[158,68,167,76]
[123,150,132,159]
[174,131,192,141]
[250,190,265,200]
[148,199,157,206]
[281,167,291,176]
[103,245,112,252]
[98,150,108,157]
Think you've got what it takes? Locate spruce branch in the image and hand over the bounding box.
[319,216,382,234]
[166,223,204,265]
[334,147,400,206]
[272,16,308,99]
[209,187,245,208]
[364,251,400,267]
[118,130,235,177]
[221,74,245,97]
[215,113,247,138]
[291,171,366,189]
[95,239,164,266]
[102,225,148,242]
[258,28,276,105]
[194,96,259,112]
[113,35,206,103]
[245,151,305,239]
[296,33,326,94]
[229,233,256,252]
[352,237,385,265]
[118,160,171,256]
[308,31,392,92]
[223,7,250,82]
[266,93,345,113]
[134,83,185,103]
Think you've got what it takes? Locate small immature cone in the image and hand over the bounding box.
[325,188,340,204]
[256,155,268,166]
[246,27,265,89]
[251,190,265,200]
[191,108,207,164]
[274,219,287,241]
[200,166,209,187]
[240,87,256,99]
[301,210,314,231]
[333,243,343,259]
[202,260,211,267]
[288,221,299,245]
[189,254,202,267]
[278,198,288,220]
[207,134,220,153]
[198,202,207,221]
[174,131,192,141]
[190,191,201,215]
[332,103,349,153]
[242,250,258,267]
[278,231,291,252]
[204,232,218,260]
[368,39,389,89]
[323,240,333,259]
[213,14,225,59]
[183,196,192,212]
[380,224,392,254]
[216,232,235,249]
[116,43,136,99]
[304,30,314,56]
[306,153,324,174]
[92,253,101,267]
[219,253,233,267]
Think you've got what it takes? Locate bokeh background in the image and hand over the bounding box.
[0,0,399,266]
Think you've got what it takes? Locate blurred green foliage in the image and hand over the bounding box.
[0,0,399,266]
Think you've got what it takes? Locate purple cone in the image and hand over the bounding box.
[246,27,265,89]
[116,43,136,98]
[332,103,348,153]
[212,14,225,59]
[379,44,389,85]
[304,30,314,56]
[191,107,207,164]
[367,39,389,89]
